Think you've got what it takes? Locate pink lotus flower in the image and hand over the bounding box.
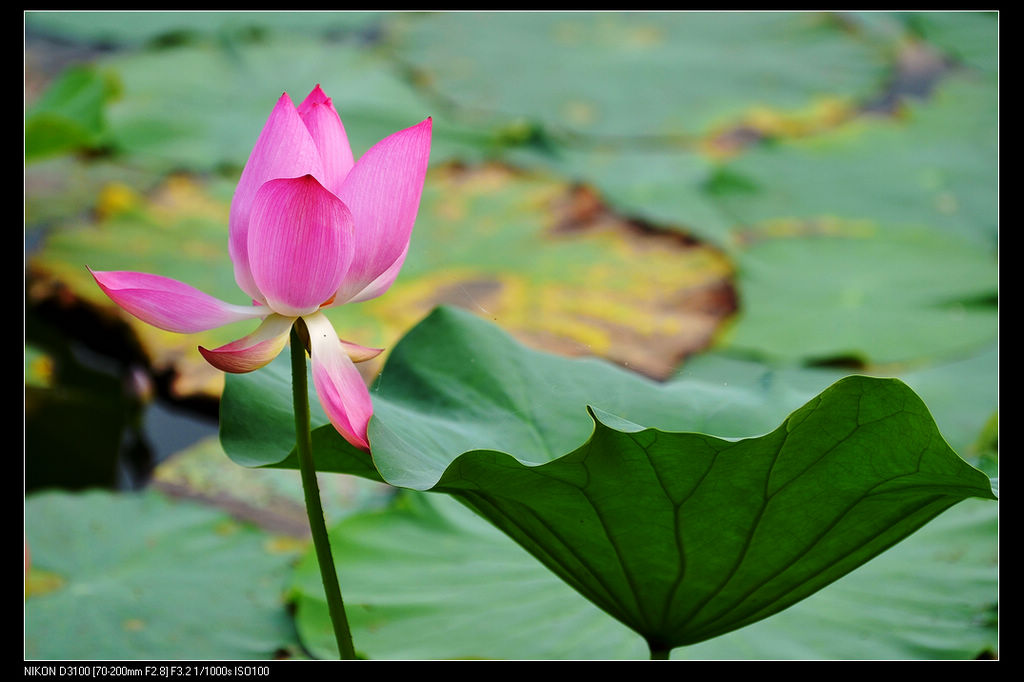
[91,85,431,450]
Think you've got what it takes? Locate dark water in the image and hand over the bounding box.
[25,302,219,493]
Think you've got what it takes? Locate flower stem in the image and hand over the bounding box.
[649,643,672,660]
[290,324,357,660]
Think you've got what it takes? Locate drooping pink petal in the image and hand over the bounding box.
[90,268,264,333]
[305,312,373,451]
[298,85,355,197]
[339,338,384,363]
[333,117,432,304]
[197,313,293,373]
[229,92,326,302]
[247,175,355,318]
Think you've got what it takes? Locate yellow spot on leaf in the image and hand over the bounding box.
[214,519,241,536]
[563,100,597,127]
[704,96,856,159]
[264,536,309,555]
[122,618,146,632]
[26,568,65,598]
[25,347,55,388]
[623,24,665,47]
[96,183,141,220]
[149,174,229,224]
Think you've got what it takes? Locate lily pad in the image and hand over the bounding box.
[25,64,118,162]
[91,37,493,173]
[104,39,430,171]
[291,492,645,659]
[25,10,382,46]
[24,489,302,659]
[290,490,995,659]
[387,12,888,139]
[152,435,394,537]
[506,144,736,247]
[722,226,997,365]
[713,74,998,251]
[222,306,994,651]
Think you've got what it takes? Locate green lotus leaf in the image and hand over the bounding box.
[290,491,996,659]
[25,65,118,162]
[222,306,994,652]
[24,490,301,659]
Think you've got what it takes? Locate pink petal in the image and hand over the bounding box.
[344,242,409,304]
[229,92,326,302]
[90,268,264,333]
[298,85,355,197]
[333,117,432,304]
[197,314,293,374]
[305,312,373,451]
[247,175,355,317]
[339,338,384,363]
